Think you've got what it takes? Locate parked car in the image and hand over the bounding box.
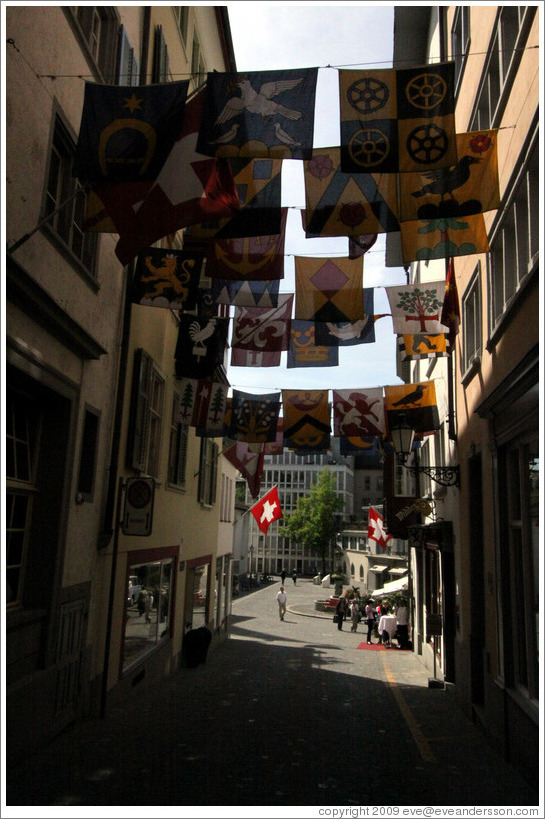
[127,576,142,605]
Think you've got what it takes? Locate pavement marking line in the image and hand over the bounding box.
[381,655,437,764]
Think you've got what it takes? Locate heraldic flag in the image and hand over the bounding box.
[114,87,240,265]
[197,68,319,160]
[223,441,265,499]
[250,485,283,534]
[440,258,461,343]
[368,507,392,551]
[74,80,189,184]
[339,62,456,174]
[295,256,365,322]
[132,248,202,310]
[398,129,500,223]
[386,281,448,336]
[206,209,288,281]
[303,147,399,237]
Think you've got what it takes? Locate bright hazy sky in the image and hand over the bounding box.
[224,3,407,395]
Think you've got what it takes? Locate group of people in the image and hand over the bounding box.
[334,593,411,649]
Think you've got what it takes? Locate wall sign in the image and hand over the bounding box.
[122,477,155,536]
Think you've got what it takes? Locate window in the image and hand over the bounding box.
[153,25,170,83]
[470,7,537,131]
[173,7,190,44]
[123,553,174,672]
[73,6,119,81]
[127,349,165,477]
[220,474,233,522]
[451,6,470,93]
[198,438,218,506]
[488,139,538,335]
[462,263,482,375]
[117,26,139,86]
[44,117,98,274]
[6,388,41,608]
[168,392,188,488]
[77,407,100,502]
[190,31,205,90]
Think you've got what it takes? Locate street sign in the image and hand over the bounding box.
[122,477,154,536]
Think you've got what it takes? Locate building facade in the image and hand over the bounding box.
[5,5,237,761]
[391,5,540,789]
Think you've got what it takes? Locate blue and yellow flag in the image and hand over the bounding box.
[303,147,399,236]
[398,130,500,222]
[287,321,339,369]
[339,62,456,174]
[197,68,318,160]
[74,80,189,184]
[400,212,490,263]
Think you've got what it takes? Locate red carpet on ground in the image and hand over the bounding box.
[356,642,412,651]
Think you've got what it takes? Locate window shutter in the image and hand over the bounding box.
[127,348,153,472]
[118,26,139,86]
[210,442,218,505]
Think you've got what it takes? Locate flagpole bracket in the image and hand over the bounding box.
[405,464,460,488]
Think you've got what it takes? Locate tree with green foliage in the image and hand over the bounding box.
[284,470,344,575]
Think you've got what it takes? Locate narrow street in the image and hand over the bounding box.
[6,579,539,812]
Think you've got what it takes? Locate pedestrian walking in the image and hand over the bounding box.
[276,586,287,621]
[280,569,286,584]
[292,571,297,585]
[335,594,349,631]
[365,598,376,644]
[144,589,154,623]
[349,598,360,632]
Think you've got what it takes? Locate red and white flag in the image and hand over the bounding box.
[368,507,392,551]
[250,486,283,534]
[115,87,239,265]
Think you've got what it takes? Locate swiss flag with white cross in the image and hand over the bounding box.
[368,507,392,551]
[250,486,283,534]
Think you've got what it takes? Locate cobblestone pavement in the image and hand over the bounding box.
[5,579,541,814]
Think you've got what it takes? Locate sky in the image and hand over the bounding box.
[224,2,408,395]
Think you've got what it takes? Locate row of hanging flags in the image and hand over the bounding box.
[75,64,501,267]
[72,64,496,494]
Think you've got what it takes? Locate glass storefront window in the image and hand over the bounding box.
[123,557,173,672]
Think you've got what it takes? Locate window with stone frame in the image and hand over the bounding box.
[44,115,98,276]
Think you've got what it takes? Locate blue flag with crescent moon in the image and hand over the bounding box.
[197,68,318,160]
[74,80,189,184]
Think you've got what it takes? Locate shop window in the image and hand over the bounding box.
[43,116,98,275]
[503,437,539,701]
[123,555,174,672]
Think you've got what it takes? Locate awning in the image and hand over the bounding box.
[371,576,409,597]
[389,567,409,576]
[369,565,387,573]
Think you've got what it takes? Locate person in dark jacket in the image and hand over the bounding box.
[335,594,349,631]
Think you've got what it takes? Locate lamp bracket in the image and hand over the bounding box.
[405,464,460,488]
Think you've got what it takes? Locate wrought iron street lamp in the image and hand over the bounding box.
[390,413,461,488]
